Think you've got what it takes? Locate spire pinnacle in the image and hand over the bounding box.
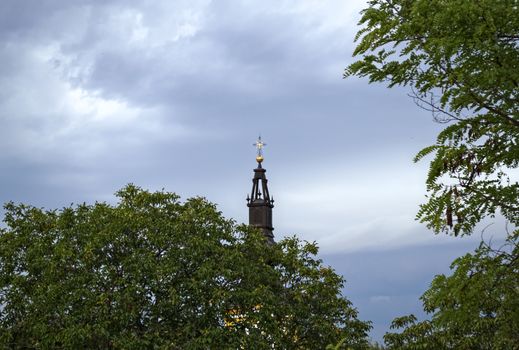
[248,135,274,244]
[253,135,266,164]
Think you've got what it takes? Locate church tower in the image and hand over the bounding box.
[247,136,275,244]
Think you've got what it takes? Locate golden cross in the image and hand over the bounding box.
[253,136,266,162]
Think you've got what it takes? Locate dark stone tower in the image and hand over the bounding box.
[247,137,275,244]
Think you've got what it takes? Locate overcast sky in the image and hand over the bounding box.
[0,0,502,342]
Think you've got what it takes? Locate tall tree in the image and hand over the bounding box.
[384,235,519,349]
[345,0,519,348]
[345,0,519,235]
[0,185,371,349]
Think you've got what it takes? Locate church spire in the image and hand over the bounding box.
[247,136,275,244]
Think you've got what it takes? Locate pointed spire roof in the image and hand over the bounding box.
[247,136,275,244]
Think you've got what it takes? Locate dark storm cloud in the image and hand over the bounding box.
[323,232,504,342]
[0,0,446,246]
[0,0,452,259]
[0,0,491,343]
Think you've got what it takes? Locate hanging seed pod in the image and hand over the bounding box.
[446,203,453,228]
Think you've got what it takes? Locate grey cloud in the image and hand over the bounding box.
[323,238,484,342]
[0,1,480,343]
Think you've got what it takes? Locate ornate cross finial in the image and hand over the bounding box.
[253,135,266,163]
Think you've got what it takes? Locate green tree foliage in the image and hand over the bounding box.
[345,0,519,236]
[345,0,519,348]
[384,233,519,349]
[0,185,371,349]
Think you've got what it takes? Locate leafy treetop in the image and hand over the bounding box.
[0,185,371,349]
[345,0,519,236]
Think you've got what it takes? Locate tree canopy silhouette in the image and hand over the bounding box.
[0,185,371,349]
